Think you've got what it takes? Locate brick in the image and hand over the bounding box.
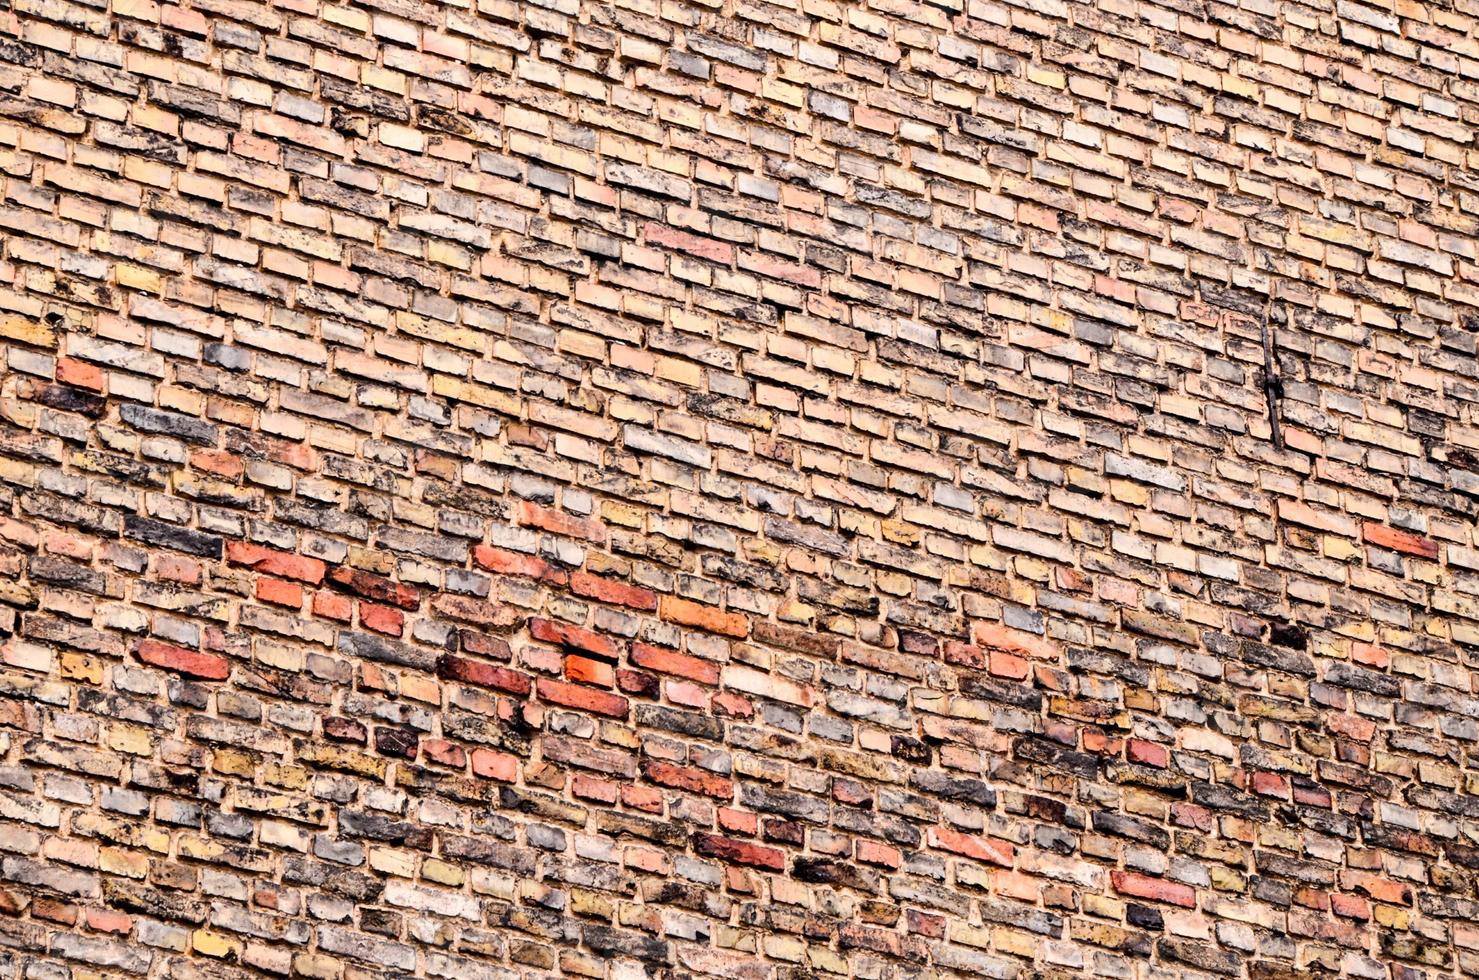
[226,541,327,584]
[570,571,658,610]
[256,577,303,607]
[644,222,734,264]
[516,501,604,543]
[535,678,628,718]
[470,749,518,782]
[436,655,531,696]
[641,759,734,800]
[472,545,560,583]
[692,834,785,871]
[530,618,617,658]
[631,643,720,685]
[927,826,1014,868]
[1361,522,1439,559]
[327,567,420,609]
[565,655,614,687]
[312,591,354,622]
[56,357,104,392]
[136,639,230,681]
[1110,871,1196,908]
[660,596,749,638]
[360,603,404,637]
[972,623,1057,661]
[1127,739,1169,768]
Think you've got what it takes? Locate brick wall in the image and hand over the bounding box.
[1,0,1477,976]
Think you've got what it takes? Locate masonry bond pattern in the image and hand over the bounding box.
[2,0,1479,978]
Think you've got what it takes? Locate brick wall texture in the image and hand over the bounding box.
[2,0,1479,977]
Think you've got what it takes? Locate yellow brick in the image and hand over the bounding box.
[0,315,56,348]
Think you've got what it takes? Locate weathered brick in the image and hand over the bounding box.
[570,571,658,610]
[535,678,628,718]
[226,541,327,584]
[1111,870,1197,909]
[135,640,230,681]
[1361,521,1439,559]
[691,833,785,871]
[661,596,748,638]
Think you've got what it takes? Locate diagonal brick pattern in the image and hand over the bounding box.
[1,0,1478,977]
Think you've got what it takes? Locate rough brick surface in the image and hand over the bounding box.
[1,0,1478,977]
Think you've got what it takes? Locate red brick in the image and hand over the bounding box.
[312,590,354,622]
[832,778,871,806]
[1127,739,1169,768]
[942,640,985,668]
[644,222,735,264]
[154,554,201,585]
[56,357,104,391]
[692,833,785,871]
[1351,642,1389,668]
[515,500,604,543]
[1110,870,1196,908]
[1346,873,1411,906]
[136,639,230,681]
[1361,522,1439,559]
[856,840,901,869]
[529,618,616,658]
[906,910,945,939]
[435,655,531,696]
[1328,713,1376,741]
[360,602,404,636]
[472,545,562,584]
[45,531,91,560]
[470,748,518,782]
[422,739,467,768]
[565,654,614,687]
[927,826,1013,868]
[640,759,734,800]
[1278,500,1357,536]
[1293,781,1332,808]
[712,692,752,718]
[630,642,720,685]
[327,566,420,609]
[572,774,618,803]
[33,897,77,925]
[617,668,659,698]
[570,570,657,610]
[191,450,243,479]
[226,541,326,584]
[1331,893,1370,920]
[972,623,1057,660]
[1251,771,1289,797]
[535,678,628,718]
[459,631,512,660]
[323,717,367,743]
[621,783,664,812]
[718,807,758,835]
[738,251,820,288]
[988,649,1029,679]
[659,596,748,638]
[85,908,132,934]
[665,679,706,707]
[256,577,302,607]
[1018,202,1060,232]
